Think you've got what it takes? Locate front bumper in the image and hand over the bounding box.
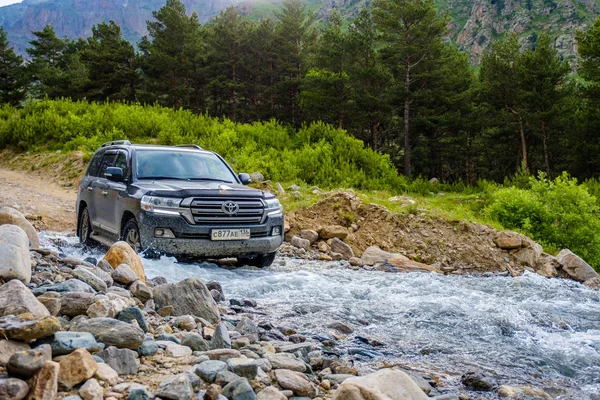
[138,212,284,258]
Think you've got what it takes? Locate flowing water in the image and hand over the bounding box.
[41,232,600,399]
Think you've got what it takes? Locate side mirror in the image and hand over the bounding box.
[238,173,251,185]
[105,167,124,182]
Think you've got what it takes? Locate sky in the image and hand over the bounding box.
[0,0,22,6]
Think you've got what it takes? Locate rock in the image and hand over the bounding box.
[0,378,29,400]
[112,264,139,285]
[361,246,407,266]
[7,344,52,378]
[0,279,49,317]
[89,268,113,287]
[349,257,362,266]
[0,340,30,366]
[0,225,31,283]
[382,257,440,273]
[157,333,180,343]
[0,206,39,248]
[320,225,349,240]
[137,339,159,356]
[157,340,193,358]
[71,317,145,349]
[266,353,306,372]
[79,378,103,400]
[233,337,251,349]
[94,363,119,385]
[58,348,99,390]
[327,322,353,334]
[290,236,311,250]
[210,322,232,349]
[40,331,105,356]
[128,388,151,400]
[87,298,117,318]
[194,360,229,383]
[256,386,287,400]
[584,277,600,290]
[37,292,61,316]
[333,369,430,400]
[236,317,259,342]
[204,348,242,361]
[556,249,600,282]
[150,276,168,285]
[388,195,416,205]
[497,384,552,399]
[0,315,61,341]
[221,378,256,400]
[32,279,96,295]
[26,360,59,399]
[129,281,153,302]
[118,307,148,332]
[181,333,209,352]
[174,315,196,331]
[215,369,242,386]
[155,373,194,400]
[330,238,354,259]
[250,172,265,182]
[298,230,319,245]
[60,292,97,317]
[107,286,131,298]
[494,232,523,250]
[461,371,497,391]
[96,346,139,375]
[104,241,146,283]
[72,268,108,293]
[512,240,543,268]
[226,358,259,380]
[273,369,317,397]
[153,278,220,324]
[158,305,174,317]
[277,342,314,353]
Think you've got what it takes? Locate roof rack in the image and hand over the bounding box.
[101,140,131,148]
[175,144,203,150]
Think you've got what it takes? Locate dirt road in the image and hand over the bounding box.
[0,167,77,232]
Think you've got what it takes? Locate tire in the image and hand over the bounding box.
[78,207,92,245]
[122,219,142,253]
[240,252,277,268]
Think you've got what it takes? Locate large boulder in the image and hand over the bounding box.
[556,249,600,282]
[0,206,39,248]
[103,241,146,283]
[333,369,430,400]
[0,225,31,283]
[330,238,354,260]
[0,280,49,318]
[494,232,523,250]
[153,278,220,324]
[361,246,405,266]
[320,225,349,240]
[70,317,145,349]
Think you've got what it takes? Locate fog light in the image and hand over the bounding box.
[154,228,175,238]
[271,226,281,236]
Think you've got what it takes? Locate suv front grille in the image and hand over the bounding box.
[190,197,265,225]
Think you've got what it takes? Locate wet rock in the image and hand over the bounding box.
[72,267,108,293]
[7,344,52,378]
[494,232,523,250]
[157,340,193,358]
[274,369,317,397]
[256,386,287,400]
[155,373,194,400]
[94,363,119,385]
[71,317,145,349]
[0,315,61,341]
[334,369,429,400]
[206,281,224,300]
[87,298,117,318]
[330,238,354,259]
[37,292,61,316]
[60,292,97,317]
[361,246,406,266]
[226,357,259,380]
[320,225,349,240]
[221,377,256,400]
[181,333,209,351]
[584,277,600,290]
[266,353,306,372]
[151,276,168,285]
[210,322,232,349]
[194,360,229,383]
[328,321,353,334]
[153,278,220,324]
[291,236,311,250]
[0,225,31,283]
[58,348,99,390]
[118,307,148,332]
[461,371,497,391]
[236,317,259,342]
[40,331,104,356]
[96,346,138,375]
[0,378,29,400]
[0,206,39,248]
[137,339,158,356]
[557,249,600,282]
[129,281,153,302]
[497,384,552,399]
[27,360,59,399]
[79,378,103,400]
[104,241,146,283]
[0,340,30,366]
[2,280,50,319]
[299,230,319,245]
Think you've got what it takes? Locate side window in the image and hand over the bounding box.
[98,154,116,178]
[114,151,129,179]
[86,152,104,177]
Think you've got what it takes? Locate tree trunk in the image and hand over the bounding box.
[541,120,551,177]
[518,114,528,171]
[403,66,411,179]
[371,121,379,151]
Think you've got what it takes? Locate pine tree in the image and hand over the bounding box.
[0,27,26,105]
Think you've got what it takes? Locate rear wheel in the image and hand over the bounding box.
[122,219,141,253]
[78,207,92,245]
[240,252,277,268]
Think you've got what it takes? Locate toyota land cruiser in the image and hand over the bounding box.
[76,140,284,267]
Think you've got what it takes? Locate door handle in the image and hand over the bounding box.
[102,191,108,196]
[87,187,93,192]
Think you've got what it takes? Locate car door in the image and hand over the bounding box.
[91,151,118,237]
[104,150,130,237]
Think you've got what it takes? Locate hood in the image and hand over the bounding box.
[132,179,267,198]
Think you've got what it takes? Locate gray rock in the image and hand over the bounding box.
[86,298,116,318]
[327,322,353,334]
[137,339,158,357]
[155,373,194,400]
[236,317,259,342]
[107,286,131,298]
[157,333,180,343]
[330,238,354,260]
[461,371,497,391]
[7,344,51,378]
[215,369,241,386]
[153,278,220,324]
[70,317,145,349]
[118,307,148,333]
[334,369,429,399]
[39,331,104,356]
[96,259,113,273]
[36,292,61,316]
[59,292,97,317]
[222,377,256,400]
[290,236,311,250]
[61,279,96,293]
[156,340,193,358]
[324,374,355,384]
[150,276,168,286]
[193,360,228,383]
[0,206,39,248]
[0,225,31,283]
[288,184,300,191]
[0,377,29,400]
[274,369,317,397]
[299,230,319,245]
[277,342,314,354]
[61,396,83,400]
[89,268,114,287]
[112,264,139,285]
[556,249,600,282]
[227,357,259,380]
[206,281,225,301]
[128,388,151,400]
[210,322,232,349]
[181,333,209,352]
[72,267,108,293]
[0,340,30,367]
[265,354,306,372]
[432,395,460,400]
[96,346,139,375]
[129,281,153,302]
[0,279,49,317]
[250,172,265,182]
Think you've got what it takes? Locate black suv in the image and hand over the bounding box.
[76,140,283,267]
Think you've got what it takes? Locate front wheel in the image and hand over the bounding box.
[240,252,277,268]
[122,219,141,253]
[78,207,92,245]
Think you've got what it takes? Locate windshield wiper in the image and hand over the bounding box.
[186,177,233,183]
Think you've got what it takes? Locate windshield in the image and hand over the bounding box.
[135,150,237,183]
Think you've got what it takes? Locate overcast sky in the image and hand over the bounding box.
[0,0,22,7]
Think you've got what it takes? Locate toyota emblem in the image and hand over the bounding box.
[221,201,239,215]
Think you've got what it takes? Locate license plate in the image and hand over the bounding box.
[211,228,251,241]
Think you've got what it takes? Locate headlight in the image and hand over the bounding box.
[265,197,283,217]
[141,196,182,216]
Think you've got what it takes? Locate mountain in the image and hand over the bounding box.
[0,0,598,61]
